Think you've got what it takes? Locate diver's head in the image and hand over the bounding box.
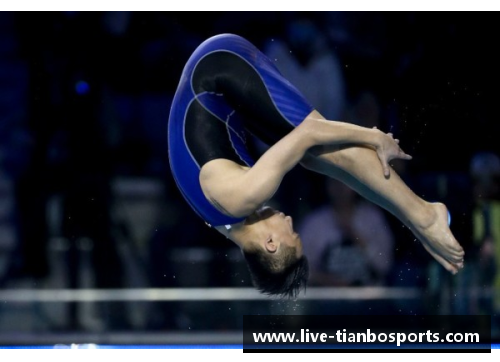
[232,206,309,298]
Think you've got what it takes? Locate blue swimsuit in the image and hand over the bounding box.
[168,34,314,227]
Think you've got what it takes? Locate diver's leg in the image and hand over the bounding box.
[301,145,464,274]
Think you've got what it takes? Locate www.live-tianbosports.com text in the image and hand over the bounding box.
[252,329,480,347]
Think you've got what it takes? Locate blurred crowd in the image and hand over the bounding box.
[0,12,499,332]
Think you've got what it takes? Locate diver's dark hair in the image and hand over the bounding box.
[243,244,309,299]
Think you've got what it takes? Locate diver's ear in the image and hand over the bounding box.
[264,238,278,253]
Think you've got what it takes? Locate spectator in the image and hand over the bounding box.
[298,178,395,286]
[264,17,346,121]
[470,152,500,313]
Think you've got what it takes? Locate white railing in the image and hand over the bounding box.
[0,287,422,302]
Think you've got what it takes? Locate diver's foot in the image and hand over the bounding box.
[409,202,464,274]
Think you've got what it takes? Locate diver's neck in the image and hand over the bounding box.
[214,219,249,248]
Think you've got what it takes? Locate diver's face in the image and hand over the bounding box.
[244,207,302,256]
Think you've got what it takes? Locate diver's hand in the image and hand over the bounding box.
[373,128,412,178]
